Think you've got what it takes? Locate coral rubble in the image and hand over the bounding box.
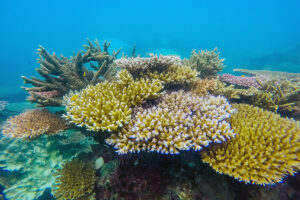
[106,91,235,154]
[201,104,300,185]
[183,48,225,78]
[2,109,68,138]
[63,69,163,132]
[21,39,121,107]
[53,160,96,200]
[0,129,97,200]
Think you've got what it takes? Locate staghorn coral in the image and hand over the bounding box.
[0,129,97,200]
[106,91,235,155]
[213,79,260,99]
[251,79,300,112]
[191,78,218,96]
[21,39,121,107]
[114,54,181,77]
[183,48,225,78]
[220,73,268,88]
[53,160,96,200]
[63,69,163,132]
[2,109,68,138]
[201,104,300,185]
[143,65,198,86]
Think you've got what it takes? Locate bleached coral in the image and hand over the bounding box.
[106,91,236,155]
[63,70,163,132]
[183,48,225,78]
[201,104,300,185]
[114,54,181,77]
[0,129,97,200]
[2,109,68,138]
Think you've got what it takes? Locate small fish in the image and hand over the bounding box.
[241,75,245,77]
[83,72,86,77]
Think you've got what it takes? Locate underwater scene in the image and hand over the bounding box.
[0,0,300,199]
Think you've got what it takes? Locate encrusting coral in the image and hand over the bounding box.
[53,160,96,200]
[2,109,68,138]
[201,104,300,185]
[106,91,236,154]
[21,39,121,107]
[63,69,163,132]
[183,48,225,78]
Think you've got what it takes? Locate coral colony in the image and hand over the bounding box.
[0,38,299,200]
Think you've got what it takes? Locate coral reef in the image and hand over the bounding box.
[220,73,268,88]
[2,109,68,138]
[183,48,225,78]
[63,69,163,132]
[191,78,218,96]
[21,39,121,107]
[234,68,300,83]
[0,101,7,112]
[53,160,96,200]
[106,91,235,154]
[251,79,300,112]
[114,54,181,77]
[0,129,97,200]
[201,104,300,185]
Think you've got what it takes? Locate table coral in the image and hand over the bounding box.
[53,160,96,200]
[63,69,163,132]
[21,39,121,107]
[2,109,68,138]
[220,73,268,88]
[201,104,300,185]
[106,91,236,154]
[183,48,225,78]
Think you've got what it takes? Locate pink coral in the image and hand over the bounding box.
[220,73,268,88]
[34,90,60,98]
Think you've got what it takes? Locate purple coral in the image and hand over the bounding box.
[220,73,268,88]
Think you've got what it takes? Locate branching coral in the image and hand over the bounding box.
[251,79,300,112]
[53,160,96,200]
[63,70,163,132]
[191,78,218,96]
[201,104,300,185]
[0,129,97,200]
[21,39,121,107]
[106,91,235,154]
[2,109,68,138]
[114,54,181,77]
[183,48,225,78]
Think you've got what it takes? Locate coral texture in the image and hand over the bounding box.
[2,109,68,138]
[183,48,225,78]
[0,129,97,200]
[191,78,218,96]
[114,54,181,77]
[201,104,300,185]
[106,91,235,154]
[220,73,268,88]
[251,79,300,112]
[53,160,96,200]
[21,39,121,106]
[63,70,163,132]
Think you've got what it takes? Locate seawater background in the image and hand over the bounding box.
[0,0,299,102]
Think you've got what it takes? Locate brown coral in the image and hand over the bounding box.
[2,109,68,138]
[191,78,218,96]
[53,160,96,200]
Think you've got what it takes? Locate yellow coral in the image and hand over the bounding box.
[201,104,300,185]
[2,109,68,138]
[144,65,198,86]
[63,70,163,132]
[53,160,96,200]
[191,78,218,96]
[106,91,236,154]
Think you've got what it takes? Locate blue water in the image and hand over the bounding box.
[1,0,300,101]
